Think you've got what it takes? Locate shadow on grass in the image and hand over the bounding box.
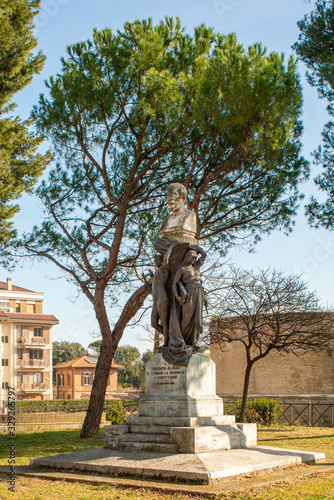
[0,429,104,463]
[259,434,334,443]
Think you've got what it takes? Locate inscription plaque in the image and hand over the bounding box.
[148,366,186,386]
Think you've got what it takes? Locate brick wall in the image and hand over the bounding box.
[211,343,334,396]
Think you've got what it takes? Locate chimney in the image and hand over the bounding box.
[7,277,12,291]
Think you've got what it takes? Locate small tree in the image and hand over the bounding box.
[52,340,88,384]
[209,268,334,422]
[141,349,153,365]
[114,345,143,388]
[87,340,102,356]
[52,340,88,365]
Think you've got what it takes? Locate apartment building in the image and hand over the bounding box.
[0,278,58,406]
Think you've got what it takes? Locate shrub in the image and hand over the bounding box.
[224,398,282,426]
[105,400,127,424]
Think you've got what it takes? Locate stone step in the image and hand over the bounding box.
[114,432,173,444]
[126,415,235,427]
[107,441,179,454]
[128,425,171,435]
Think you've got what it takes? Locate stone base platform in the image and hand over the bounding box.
[30,446,325,484]
[104,418,257,454]
[107,353,257,454]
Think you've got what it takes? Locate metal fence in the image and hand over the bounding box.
[223,398,334,427]
[279,402,334,427]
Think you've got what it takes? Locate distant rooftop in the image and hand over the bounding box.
[0,280,36,293]
[0,311,58,323]
[84,358,98,364]
[53,355,123,370]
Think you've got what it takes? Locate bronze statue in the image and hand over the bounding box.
[151,184,207,366]
[172,245,206,348]
[151,243,175,347]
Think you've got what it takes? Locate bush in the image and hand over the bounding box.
[105,400,127,424]
[224,398,282,426]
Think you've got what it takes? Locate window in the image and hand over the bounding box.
[29,350,42,360]
[17,374,23,383]
[0,301,9,312]
[17,326,22,338]
[33,328,42,337]
[2,382,8,389]
[1,336,8,343]
[33,373,43,383]
[83,372,91,386]
[67,373,71,386]
[1,359,8,366]
[15,306,20,312]
[58,373,64,386]
[17,350,23,360]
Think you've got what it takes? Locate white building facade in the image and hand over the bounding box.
[0,278,58,408]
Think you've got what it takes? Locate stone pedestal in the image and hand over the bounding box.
[104,353,257,454]
[139,352,224,417]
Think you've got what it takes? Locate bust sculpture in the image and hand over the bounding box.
[151,183,206,366]
[160,183,197,244]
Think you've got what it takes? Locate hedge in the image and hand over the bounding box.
[14,399,139,425]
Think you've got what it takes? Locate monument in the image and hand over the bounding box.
[104,183,257,453]
[31,184,325,483]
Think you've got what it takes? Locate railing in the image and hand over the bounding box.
[17,337,48,345]
[279,402,334,427]
[17,359,48,368]
[31,337,47,344]
[122,400,139,416]
[16,382,48,391]
[31,382,48,390]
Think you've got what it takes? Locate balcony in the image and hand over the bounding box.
[17,359,48,368]
[16,337,48,346]
[17,382,49,392]
[31,337,47,345]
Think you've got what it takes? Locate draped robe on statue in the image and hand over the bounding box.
[153,236,205,366]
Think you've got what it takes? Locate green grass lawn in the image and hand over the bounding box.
[0,428,104,466]
[257,425,334,459]
[0,426,333,499]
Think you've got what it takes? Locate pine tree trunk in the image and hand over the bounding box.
[80,282,152,438]
[80,295,114,438]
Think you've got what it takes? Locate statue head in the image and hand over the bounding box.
[167,183,187,215]
[182,248,198,266]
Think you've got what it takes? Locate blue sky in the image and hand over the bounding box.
[4,0,332,352]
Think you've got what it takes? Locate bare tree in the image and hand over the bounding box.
[208,267,334,422]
